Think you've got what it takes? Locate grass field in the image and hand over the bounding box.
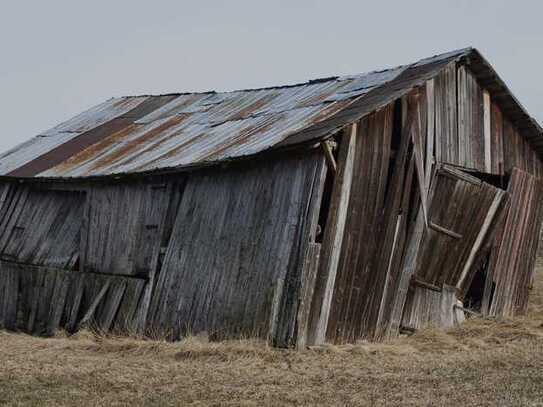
[2,262,543,406]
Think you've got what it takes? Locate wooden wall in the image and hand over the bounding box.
[322,106,394,343]
[317,60,543,343]
[145,152,324,341]
[0,151,325,342]
[82,182,173,278]
[432,63,543,177]
[485,168,543,317]
[316,91,428,344]
[0,184,84,269]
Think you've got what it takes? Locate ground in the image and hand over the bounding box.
[2,263,543,407]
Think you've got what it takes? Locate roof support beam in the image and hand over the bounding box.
[321,140,337,174]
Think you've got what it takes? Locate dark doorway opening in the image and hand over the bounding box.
[464,253,494,313]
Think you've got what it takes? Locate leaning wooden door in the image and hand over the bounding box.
[400,165,508,331]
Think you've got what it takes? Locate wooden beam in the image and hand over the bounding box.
[483,90,492,173]
[410,277,442,292]
[429,222,462,239]
[409,92,428,227]
[425,79,435,200]
[439,165,482,186]
[295,243,321,349]
[307,123,356,345]
[456,190,505,290]
[453,304,481,317]
[76,279,111,331]
[321,140,337,174]
[268,278,284,340]
[385,207,426,339]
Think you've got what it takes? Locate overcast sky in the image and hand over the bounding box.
[1,0,542,152]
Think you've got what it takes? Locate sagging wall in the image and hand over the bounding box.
[317,60,543,344]
[0,151,327,343]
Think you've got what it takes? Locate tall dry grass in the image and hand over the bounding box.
[2,261,543,406]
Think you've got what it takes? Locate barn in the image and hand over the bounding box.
[0,47,541,348]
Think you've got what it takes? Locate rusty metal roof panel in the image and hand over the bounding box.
[0,96,150,175]
[40,96,149,135]
[0,132,83,175]
[39,80,376,177]
[134,93,214,124]
[43,102,351,177]
[5,48,536,179]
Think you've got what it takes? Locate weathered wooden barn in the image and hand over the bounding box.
[0,48,542,347]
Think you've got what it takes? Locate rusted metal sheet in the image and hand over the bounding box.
[39,77,395,177]
[7,96,177,177]
[0,97,150,176]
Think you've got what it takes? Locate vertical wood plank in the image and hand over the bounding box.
[483,90,492,173]
[308,124,356,345]
[425,79,435,195]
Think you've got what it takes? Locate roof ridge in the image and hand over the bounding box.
[118,47,473,99]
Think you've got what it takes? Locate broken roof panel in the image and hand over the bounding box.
[2,47,540,179]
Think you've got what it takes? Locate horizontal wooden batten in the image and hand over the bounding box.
[429,222,462,239]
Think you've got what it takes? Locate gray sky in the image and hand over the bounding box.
[1,0,542,152]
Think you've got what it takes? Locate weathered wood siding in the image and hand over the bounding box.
[145,152,323,341]
[502,116,543,177]
[0,261,147,335]
[320,89,428,343]
[486,168,543,316]
[457,65,485,171]
[414,167,506,292]
[0,184,84,269]
[307,125,357,346]
[401,285,465,330]
[433,62,543,177]
[322,107,393,343]
[0,152,324,342]
[82,181,173,277]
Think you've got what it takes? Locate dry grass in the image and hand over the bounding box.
[3,265,543,406]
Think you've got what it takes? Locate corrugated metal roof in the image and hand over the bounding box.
[2,47,539,179]
[0,97,149,175]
